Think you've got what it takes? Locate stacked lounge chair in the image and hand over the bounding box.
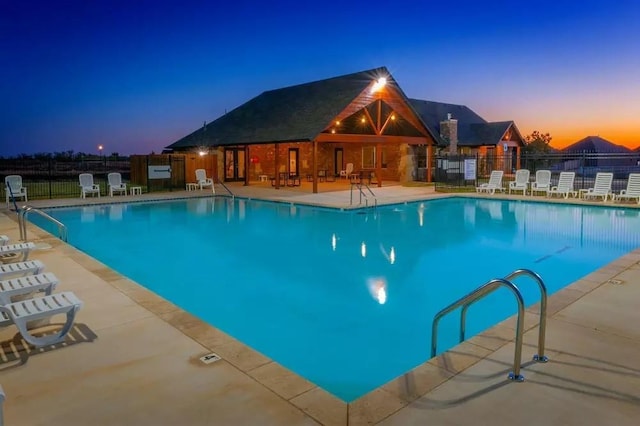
[0,239,83,348]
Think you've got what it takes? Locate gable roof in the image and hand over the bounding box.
[408,99,521,147]
[167,67,394,149]
[562,136,632,153]
[167,67,521,150]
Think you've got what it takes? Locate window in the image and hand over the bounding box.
[361,146,388,168]
[362,146,375,168]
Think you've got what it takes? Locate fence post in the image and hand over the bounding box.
[48,158,53,199]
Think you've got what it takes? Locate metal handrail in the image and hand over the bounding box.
[349,182,377,207]
[504,269,548,362]
[431,278,526,381]
[459,269,548,363]
[216,180,234,199]
[19,206,68,242]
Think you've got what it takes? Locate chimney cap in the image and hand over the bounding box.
[447,113,452,120]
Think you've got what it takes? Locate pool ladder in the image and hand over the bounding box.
[18,205,68,242]
[350,182,377,209]
[431,269,548,381]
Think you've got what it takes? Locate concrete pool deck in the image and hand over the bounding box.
[1,184,640,425]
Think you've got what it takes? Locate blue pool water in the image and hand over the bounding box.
[32,197,640,401]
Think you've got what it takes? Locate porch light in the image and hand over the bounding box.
[391,114,396,120]
[331,129,336,134]
[361,117,366,123]
[371,77,387,93]
[335,120,340,125]
[199,150,206,156]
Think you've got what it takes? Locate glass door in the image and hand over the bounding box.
[224,148,246,181]
[334,148,343,177]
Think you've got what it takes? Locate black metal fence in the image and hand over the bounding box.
[1,156,186,201]
[433,152,640,193]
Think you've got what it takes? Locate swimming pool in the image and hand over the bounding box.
[32,197,640,401]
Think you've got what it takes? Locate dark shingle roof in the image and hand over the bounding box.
[408,99,518,147]
[562,136,632,153]
[167,67,391,149]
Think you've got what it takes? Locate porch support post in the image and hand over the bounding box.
[244,145,250,186]
[376,142,383,187]
[516,146,521,170]
[427,144,433,183]
[312,140,318,194]
[274,143,280,189]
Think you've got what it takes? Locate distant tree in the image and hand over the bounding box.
[523,131,553,154]
[33,152,53,160]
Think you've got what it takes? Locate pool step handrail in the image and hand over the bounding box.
[350,182,377,208]
[431,278,526,381]
[459,268,548,362]
[216,180,234,199]
[19,206,68,242]
[503,269,548,363]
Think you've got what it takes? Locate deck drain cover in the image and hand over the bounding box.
[199,353,222,365]
[608,279,624,285]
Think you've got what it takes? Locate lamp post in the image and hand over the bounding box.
[98,144,104,169]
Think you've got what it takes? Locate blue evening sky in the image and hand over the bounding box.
[2,0,639,157]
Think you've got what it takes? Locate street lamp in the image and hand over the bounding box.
[98,144,104,168]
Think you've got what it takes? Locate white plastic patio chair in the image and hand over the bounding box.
[195,169,215,193]
[0,291,83,347]
[476,170,504,194]
[530,170,551,196]
[108,172,127,197]
[340,163,354,179]
[547,172,576,199]
[583,172,613,202]
[508,169,530,195]
[5,175,27,208]
[615,173,640,204]
[79,173,100,199]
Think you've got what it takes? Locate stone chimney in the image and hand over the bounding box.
[440,113,458,155]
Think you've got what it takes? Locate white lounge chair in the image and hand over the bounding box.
[508,169,530,195]
[5,175,27,208]
[530,170,551,196]
[615,173,640,204]
[0,242,35,263]
[108,172,127,197]
[548,172,576,199]
[0,236,8,246]
[0,291,83,347]
[477,170,504,194]
[195,169,215,193]
[583,172,613,202]
[0,260,45,280]
[0,272,58,305]
[340,163,354,179]
[79,173,100,198]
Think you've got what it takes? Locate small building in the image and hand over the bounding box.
[166,67,525,192]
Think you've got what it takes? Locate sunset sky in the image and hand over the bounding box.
[2,0,639,157]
